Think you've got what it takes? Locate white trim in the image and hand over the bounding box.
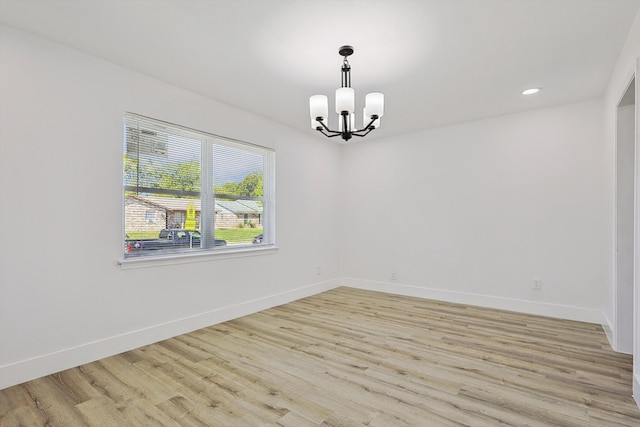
[0,279,340,390]
[119,245,278,269]
[634,373,640,408]
[343,278,602,324]
[634,56,640,414]
[613,73,637,355]
[601,311,615,349]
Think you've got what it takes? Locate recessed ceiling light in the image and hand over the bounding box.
[522,87,541,95]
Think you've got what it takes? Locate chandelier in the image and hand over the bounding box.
[309,45,384,141]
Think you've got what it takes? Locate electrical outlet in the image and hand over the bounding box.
[532,279,542,290]
[391,271,398,281]
[316,266,321,276]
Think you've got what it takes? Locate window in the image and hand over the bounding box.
[123,113,275,258]
[145,210,156,224]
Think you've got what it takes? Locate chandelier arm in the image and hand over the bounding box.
[350,115,379,137]
[316,117,331,132]
[352,115,380,137]
[315,118,342,136]
[351,128,375,137]
[317,129,343,138]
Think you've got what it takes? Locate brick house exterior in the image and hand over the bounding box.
[125,195,262,234]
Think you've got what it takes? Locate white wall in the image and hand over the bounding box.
[0,25,342,389]
[341,99,606,322]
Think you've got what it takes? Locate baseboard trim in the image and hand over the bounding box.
[601,311,615,349]
[342,278,602,324]
[634,373,640,409]
[0,279,340,390]
[0,277,610,390]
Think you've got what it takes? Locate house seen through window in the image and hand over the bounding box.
[123,113,275,258]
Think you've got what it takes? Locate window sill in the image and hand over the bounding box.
[118,245,278,270]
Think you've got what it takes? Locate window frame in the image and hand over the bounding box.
[120,113,276,267]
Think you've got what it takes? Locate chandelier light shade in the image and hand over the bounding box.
[335,87,355,113]
[310,45,384,141]
[310,95,328,118]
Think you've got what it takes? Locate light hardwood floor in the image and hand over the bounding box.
[1,287,639,426]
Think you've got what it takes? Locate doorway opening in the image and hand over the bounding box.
[615,75,635,354]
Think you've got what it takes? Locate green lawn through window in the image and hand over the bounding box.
[215,228,263,244]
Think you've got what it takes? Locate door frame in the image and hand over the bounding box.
[614,74,636,355]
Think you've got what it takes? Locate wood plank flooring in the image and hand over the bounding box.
[1,287,639,426]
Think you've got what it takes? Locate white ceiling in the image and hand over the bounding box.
[1,0,638,142]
